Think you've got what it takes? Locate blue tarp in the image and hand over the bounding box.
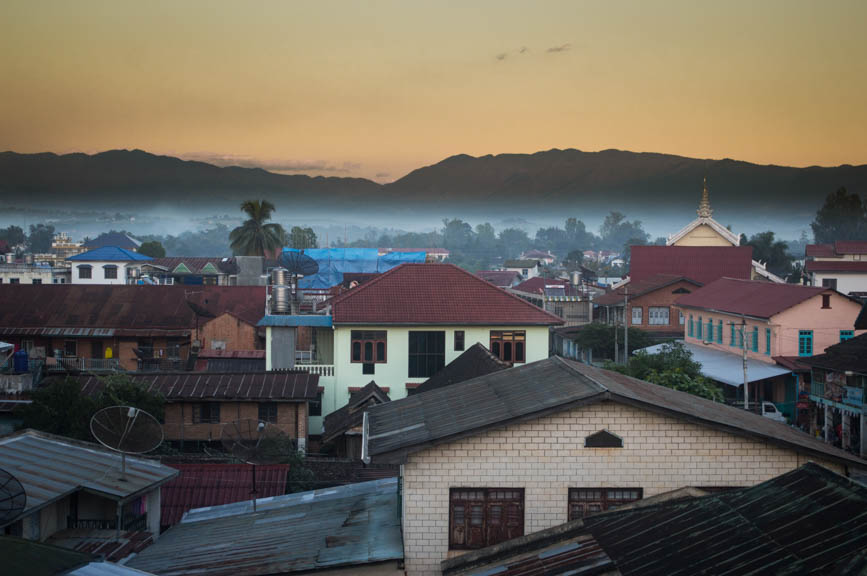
[284,248,426,289]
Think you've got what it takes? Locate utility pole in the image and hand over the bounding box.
[623,286,629,365]
[742,314,749,410]
[614,313,618,364]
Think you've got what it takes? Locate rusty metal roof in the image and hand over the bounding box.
[0,430,178,526]
[365,357,865,468]
[57,372,319,402]
[127,477,403,575]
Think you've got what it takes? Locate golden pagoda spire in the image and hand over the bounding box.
[697,177,713,218]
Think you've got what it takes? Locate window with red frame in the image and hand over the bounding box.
[351,330,387,363]
[490,330,526,363]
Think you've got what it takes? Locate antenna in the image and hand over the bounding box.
[90,406,164,482]
[0,467,26,525]
[220,419,289,511]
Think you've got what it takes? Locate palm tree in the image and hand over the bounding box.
[229,200,286,256]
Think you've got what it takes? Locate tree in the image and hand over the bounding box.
[788,261,805,284]
[229,200,287,256]
[19,374,165,441]
[570,323,653,360]
[138,240,166,258]
[743,231,793,278]
[498,228,531,259]
[26,224,55,253]
[606,341,723,402]
[599,211,649,252]
[0,225,26,249]
[288,226,318,249]
[441,219,474,250]
[562,250,584,271]
[811,187,867,243]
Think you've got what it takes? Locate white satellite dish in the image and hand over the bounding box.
[90,405,164,481]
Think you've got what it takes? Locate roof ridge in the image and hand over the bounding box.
[552,356,609,393]
[329,261,414,306]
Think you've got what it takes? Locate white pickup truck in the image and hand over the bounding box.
[758,401,787,423]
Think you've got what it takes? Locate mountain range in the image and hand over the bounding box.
[1,148,865,216]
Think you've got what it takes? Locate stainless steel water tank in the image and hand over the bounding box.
[272,285,290,314]
[271,267,288,286]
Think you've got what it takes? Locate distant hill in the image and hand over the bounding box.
[1,148,865,216]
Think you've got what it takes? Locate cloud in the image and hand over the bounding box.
[181,153,361,174]
[546,43,571,53]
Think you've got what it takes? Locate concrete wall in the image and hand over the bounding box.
[671,223,734,247]
[329,325,550,416]
[400,400,844,575]
[812,271,867,297]
[71,260,131,285]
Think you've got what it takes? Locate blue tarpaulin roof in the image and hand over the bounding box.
[284,248,425,289]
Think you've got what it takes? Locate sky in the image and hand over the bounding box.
[1,0,865,182]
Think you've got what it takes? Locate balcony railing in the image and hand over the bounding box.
[294,364,335,377]
[68,517,117,530]
[46,357,121,372]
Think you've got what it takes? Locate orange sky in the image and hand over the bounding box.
[1,0,865,182]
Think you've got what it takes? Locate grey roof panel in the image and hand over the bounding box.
[127,478,402,576]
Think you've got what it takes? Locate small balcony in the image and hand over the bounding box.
[135,347,189,372]
[46,357,121,372]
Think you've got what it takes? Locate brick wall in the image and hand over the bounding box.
[163,401,308,442]
[196,313,259,352]
[626,279,696,332]
[400,400,843,575]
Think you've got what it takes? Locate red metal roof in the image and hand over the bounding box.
[331,264,563,325]
[160,463,289,527]
[807,242,867,258]
[629,246,753,284]
[675,277,831,318]
[806,244,837,258]
[595,274,700,306]
[64,371,319,401]
[0,285,265,333]
[805,260,867,273]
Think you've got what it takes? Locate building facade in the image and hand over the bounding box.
[806,241,867,297]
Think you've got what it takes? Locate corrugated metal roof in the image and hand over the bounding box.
[630,245,753,284]
[638,342,791,386]
[71,562,157,575]
[68,246,153,262]
[127,477,403,576]
[675,277,833,319]
[805,260,867,272]
[583,462,867,575]
[595,274,700,306]
[0,430,178,523]
[160,464,289,527]
[366,357,865,467]
[415,343,509,394]
[61,372,319,401]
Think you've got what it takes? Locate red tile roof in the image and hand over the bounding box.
[595,274,700,306]
[160,463,289,527]
[675,277,832,318]
[629,246,753,284]
[331,263,564,325]
[0,285,264,334]
[805,260,867,273]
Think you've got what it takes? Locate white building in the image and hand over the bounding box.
[67,246,153,284]
[0,263,70,284]
[806,241,867,297]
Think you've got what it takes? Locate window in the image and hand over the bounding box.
[706,318,713,339]
[822,278,838,290]
[749,326,757,352]
[688,315,694,337]
[192,403,220,424]
[309,389,322,416]
[449,488,524,550]
[31,279,42,284]
[822,294,831,309]
[351,331,387,363]
[841,330,854,342]
[568,488,643,520]
[210,340,227,351]
[103,265,118,280]
[730,323,736,347]
[648,307,669,325]
[77,265,92,279]
[631,307,642,326]
[672,287,691,295]
[798,330,813,356]
[696,317,702,340]
[716,320,723,344]
[64,340,77,356]
[454,330,465,352]
[9,278,19,284]
[258,403,278,423]
[91,341,103,359]
[490,331,526,364]
[679,310,685,325]
[409,331,446,377]
[766,328,772,355]
[21,340,34,352]
[584,430,623,448]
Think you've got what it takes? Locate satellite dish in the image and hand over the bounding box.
[0,467,26,525]
[221,419,289,511]
[90,406,164,481]
[279,251,319,277]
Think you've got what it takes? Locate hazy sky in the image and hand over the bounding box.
[1,0,865,182]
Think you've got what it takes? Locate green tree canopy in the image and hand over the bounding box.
[229,200,287,256]
[0,225,26,249]
[498,228,531,259]
[562,250,584,271]
[288,226,318,249]
[599,211,649,252]
[743,231,793,278]
[570,323,654,360]
[26,224,55,253]
[811,187,867,244]
[138,240,166,258]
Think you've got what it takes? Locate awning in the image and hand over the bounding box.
[638,341,791,387]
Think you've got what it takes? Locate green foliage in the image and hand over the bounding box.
[249,434,316,493]
[497,228,531,258]
[442,218,474,250]
[605,341,723,402]
[563,250,584,271]
[787,261,805,284]
[600,211,649,251]
[0,225,27,249]
[229,200,287,256]
[743,231,794,278]
[138,240,166,258]
[27,223,55,253]
[288,226,318,249]
[570,323,654,360]
[19,374,165,441]
[811,187,867,244]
